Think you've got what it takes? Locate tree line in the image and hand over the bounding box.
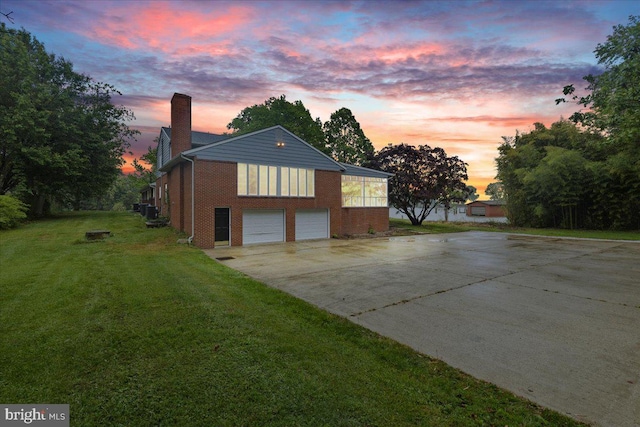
[0,23,138,218]
[494,15,639,230]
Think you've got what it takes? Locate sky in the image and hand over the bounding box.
[2,0,637,194]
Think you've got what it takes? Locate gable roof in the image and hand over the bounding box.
[159,125,391,179]
[161,125,344,172]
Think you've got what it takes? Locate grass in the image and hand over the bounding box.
[0,211,586,426]
[390,218,640,240]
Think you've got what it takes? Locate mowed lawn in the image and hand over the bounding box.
[0,211,585,426]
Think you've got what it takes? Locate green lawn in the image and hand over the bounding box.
[391,218,640,240]
[1,212,585,426]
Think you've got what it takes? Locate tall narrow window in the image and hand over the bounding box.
[237,163,247,195]
[248,164,258,195]
[281,167,289,196]
[259,165,268,196]
[290,168,298,196]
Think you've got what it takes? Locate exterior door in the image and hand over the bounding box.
[215,208,230,245]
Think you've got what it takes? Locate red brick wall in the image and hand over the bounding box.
[340,207,390,235]
[466,203,506,218]
[163,158,390,248]
[190,160,344,248]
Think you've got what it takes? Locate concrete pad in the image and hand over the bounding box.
[208,232,640,426]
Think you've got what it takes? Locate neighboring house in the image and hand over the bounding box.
[390,202,508,223]
[465,200,506,218]
[154,93,391,248]
[139,183,155,206]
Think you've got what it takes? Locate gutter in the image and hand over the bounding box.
[180,154,195,244]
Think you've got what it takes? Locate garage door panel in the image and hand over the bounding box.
[243,210,284,244]
[296,209,329,241]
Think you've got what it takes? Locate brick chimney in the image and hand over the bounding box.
[170,93,192,157]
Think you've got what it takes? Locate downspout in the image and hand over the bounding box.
[180,154,195,244]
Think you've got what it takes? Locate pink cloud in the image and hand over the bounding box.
[86,2,255,55]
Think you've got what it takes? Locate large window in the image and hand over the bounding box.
[342,175,388,207]
[238,163,314,197]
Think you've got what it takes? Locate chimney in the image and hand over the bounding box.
[170,93,192,156]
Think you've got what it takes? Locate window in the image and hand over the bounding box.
[342,175,388,207]
[238,163,314,197]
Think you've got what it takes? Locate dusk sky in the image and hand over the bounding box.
[2,0,637,193]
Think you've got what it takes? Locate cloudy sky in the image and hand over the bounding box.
[2,0,636,193]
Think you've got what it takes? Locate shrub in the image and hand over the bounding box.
[0,195,28,229]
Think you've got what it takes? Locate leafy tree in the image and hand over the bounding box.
[495,120,620,228]
[485,182,505,201]
[557,15,640,151]
[323,108,374,166]
[0,24,137,216]
[552,15,640,229]
[465,185,480,202]
[132,144,158,184]
[227,95,326,152]
[370,143,468,225]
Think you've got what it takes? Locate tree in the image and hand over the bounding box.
[132,144,158,184]
[323,108,374,166]
[553,15,640,229]
[485,182,505,201]
[0,24,137,216]
[495,120,620,228]
[227,95,326,152]
[557,15,640,151]
[369,143,468,225]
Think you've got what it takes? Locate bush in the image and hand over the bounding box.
[0,195,28,229]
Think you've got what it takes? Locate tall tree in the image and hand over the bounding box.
[370,143,468,225]
[323,108,374,166]
[552,15,640,229]
[485,182,505,201]
[227,95,326,152]
[0,24,137,216]
[132,144,158,184]
[557,15,640,151]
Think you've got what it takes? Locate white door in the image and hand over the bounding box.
[242,209,285,244]
[295,209,329,241]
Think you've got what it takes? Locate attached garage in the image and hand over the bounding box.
[243,209,285,244]
[296,209,329,241]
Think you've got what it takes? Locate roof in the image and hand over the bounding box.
[466,200,506,206]
[159,125,391,180]
[161,127,228,147]
[340,162,393,178]
[161,125,345,173]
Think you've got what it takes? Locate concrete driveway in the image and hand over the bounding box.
[207,232,640,426]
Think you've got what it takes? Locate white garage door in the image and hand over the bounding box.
[296,209,329,241]
[243,210,285,244]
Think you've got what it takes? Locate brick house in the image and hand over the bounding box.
[154,93,391,248]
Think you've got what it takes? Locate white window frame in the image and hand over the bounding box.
[341,175,388,207]
[238,163,314,198]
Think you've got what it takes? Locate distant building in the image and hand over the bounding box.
[465,200,506,218]
[390,200,507,223]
